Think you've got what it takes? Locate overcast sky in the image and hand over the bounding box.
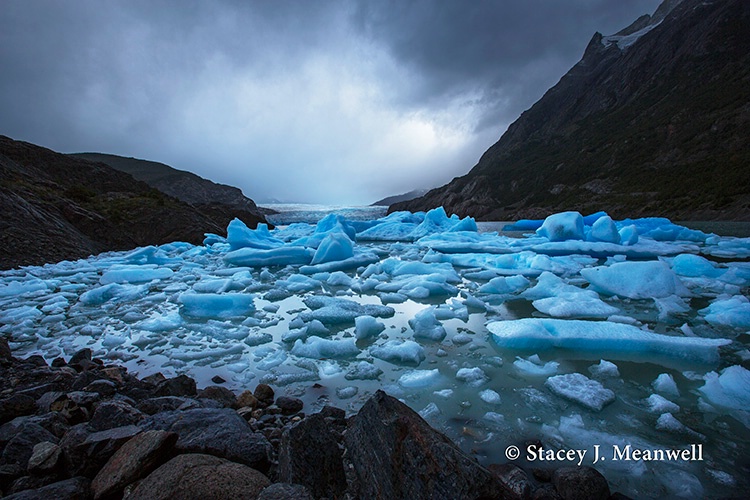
[0,0,660,205]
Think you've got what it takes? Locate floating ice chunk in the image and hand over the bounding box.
[275,274,321,293]
[698,365,750,427]
[0,279,49,297]
[326,271,353,287]
[192,278,243,294]
[318,360,343,378]
[478,275,530,295]
[513,356,560,376]
[646,394,680,414]
[581,260,688,299]
[409,308,447,341]
[227,219,283,250]
[354,315,386,340]
[370,340,425,365]
[652,373,680,397]
[700,296,750,328]
[545,373,615,411]
[536,211,584,241]
[291,337,360,359]
[0,305,42,323]
[433,389,453,399]
[588,360,620,378]
[179,293,255,319]
[337,386,359,399]
[488,318,730,366]
[587,215,620,244]
[79,283,148,305]
[380,258,461,282]
[300,251,380,274]
[301,296,394,325]
[311,231,354,265]
[523,272,619,318]
[378,292,408,304]
[479,389,501,405]
[618,225,639,245]
[622,217,707,242]
[398,368,440,388]
[418,402,441,420]
[410,207,472,239]
[655,413,705,440]
[456,367,488,386]
[483,412,506,427]
[171,344,245,362]
[137,311,183,332]
[100,265,174,284]
[345,361,383,380]
[244,333,273,346]
[654,295,691,321]
[224,246,314,267]
[671,254,724,278]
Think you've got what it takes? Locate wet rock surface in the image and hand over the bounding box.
[0,346,625,499]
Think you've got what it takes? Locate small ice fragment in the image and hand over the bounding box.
[588,360,620,378]
[479,389,502,405]
[456,367,488,387]
[398,369,440,388]
[652,373,680,398]
[545,373,615,411]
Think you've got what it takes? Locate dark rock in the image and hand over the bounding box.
[67,391,100,407]
[488,463,532,500]
[140,372,167,387]
[51,357,67,368]
[130,453,270,500]
[211,375,226,384]
[71,370,101,391]
[1,423,57,467]
[278,413,346,499]
[60,424,141,477]
[0,464,24,490]
[0,337,12,364]
[551,466,610,500]
[236,390,258,410]
[0,394,37,424]
[38,391,66,413]
[90,430,177,500]
[3,476,91,500]
[99,366,127,386]
[197,385,237,409]
[254,384,275,405]
[532,468,554,483]
[88,400,144,431]
[275,396,303,415]
[344,390,511,499]
[532,483,563,500]
[8,475,59,495]
[68,349,92,367]
[142,408,272,473]
[23,355,47,367]
[136,396,203,415]
[152,374,197,397]
[82,379,116,397]
[257,482,314,500]
[318,405,346,422]
[27,441,62,473]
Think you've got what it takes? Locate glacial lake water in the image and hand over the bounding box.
[2,204,749,498]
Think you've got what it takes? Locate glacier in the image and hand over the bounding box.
[1,207,749,498]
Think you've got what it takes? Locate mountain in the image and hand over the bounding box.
[371,189,429,206]
[0,136,265,269]
[391,0,750,221]
[72,152,273,221]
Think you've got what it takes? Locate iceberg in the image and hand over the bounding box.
[581,260,689,299]
[536,211,585,241]
[488,318,730,366]
[179,293,255,319]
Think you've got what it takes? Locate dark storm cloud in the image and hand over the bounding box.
[0,0,660,204]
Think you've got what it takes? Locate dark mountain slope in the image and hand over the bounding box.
[71,152,270,226]
[0,136,249,269]
[391,0,750,221]
[371,189,428,206]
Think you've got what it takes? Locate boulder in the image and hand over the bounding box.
[88,400,144,431]
[130,453,269,500]
[60,424,141,477]
[254,384,275,406]
[488,463,532,500]
[136,396,203,415]
[257,482,314,500]
[152,375,197,397]
[68,348,92,367]
[197,385,237,409]
[2,476,90,500]
[551,467,610,500]
[0,394,37,425]
[27,441,61,473]
[0,337,12,364]
[236,390,258,410]
[275,396,303,415]
[278,413,346,499]
[1,423,57,467]
[142,408,272,473]
[344,390,512,499]
[91,430,177,499]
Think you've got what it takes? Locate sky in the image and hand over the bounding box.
[0,0,660,205]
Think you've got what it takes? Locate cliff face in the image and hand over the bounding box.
[391,0,750,221]
[71,152,269,227]
[0,136,262,269]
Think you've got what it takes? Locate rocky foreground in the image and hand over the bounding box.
[0,337,622,500]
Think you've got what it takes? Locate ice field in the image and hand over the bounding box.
[2,207,750,497]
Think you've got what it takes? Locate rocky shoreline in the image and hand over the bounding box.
[0,337,624,499]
